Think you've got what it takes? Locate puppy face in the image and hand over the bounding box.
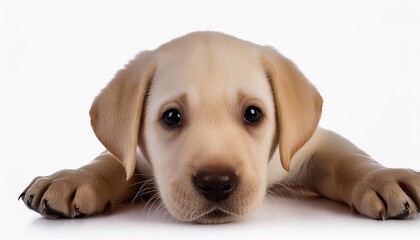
[143,37,276,223]
[90,32,322,224]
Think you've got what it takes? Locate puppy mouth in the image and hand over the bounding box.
[205,209,231,218]
[194,207,236,224]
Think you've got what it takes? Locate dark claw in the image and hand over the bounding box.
[74,206,86,218]
[378,209,386,221]
[398,181,420,211]
[26,195,34,210]
[103,201,112,214]
[18,192,25,201]
[392,202,410,219]
[41,200,66,219]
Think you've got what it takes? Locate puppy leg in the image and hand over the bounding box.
[295,128,420,220]
[19,152,143,218]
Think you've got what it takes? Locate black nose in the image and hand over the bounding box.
[194,168,238,202]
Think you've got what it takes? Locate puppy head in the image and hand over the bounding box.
[90,32,322,224]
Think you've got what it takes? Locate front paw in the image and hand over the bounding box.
[19,170,113,219]
[351,168,420,220]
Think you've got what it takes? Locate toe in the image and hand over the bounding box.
[71,184,112,216]
[354,189,387,220]
[41,200,66,219]
[376,181,417,219]
[390,200,417,219]
[23,177,51,212]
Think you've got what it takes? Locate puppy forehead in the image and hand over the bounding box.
[149,44,272,109]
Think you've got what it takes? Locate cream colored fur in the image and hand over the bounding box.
[20,32,420,223]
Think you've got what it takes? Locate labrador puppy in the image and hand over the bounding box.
[20,32,420,223]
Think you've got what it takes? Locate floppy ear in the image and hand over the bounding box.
[261,47,323,171]
[89,51,156,180]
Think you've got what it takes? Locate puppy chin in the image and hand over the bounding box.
[194,210,238,224]
[166,200,249,224]
[169,200,260,224]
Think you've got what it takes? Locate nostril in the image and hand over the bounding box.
[201,186,212,192]
[193,168,238,202]
[221,184,234,193]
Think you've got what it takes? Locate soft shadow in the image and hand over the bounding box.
[263,185,354,219]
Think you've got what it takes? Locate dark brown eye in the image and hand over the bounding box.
[243,106,262,124]
[162,108,181,127]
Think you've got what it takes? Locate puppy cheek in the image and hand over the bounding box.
[251,171,269,213]
[151,165,189,216]
[232,167,267,215]
[166,180,206,221]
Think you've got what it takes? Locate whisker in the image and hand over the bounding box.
[156,202,169,223]
[266,189,282,200]
[269,182,300,201]
[283,175,306,196]
[152,202,163,222]
[280,183,300,200]
[130,179,156,206]
[138,189,158,197]
[131,173,153,177]
[161,205,174,223]
[127,179,152,188]
[147,194,161,221]
[144,193,160,211]
[265,190,284,206]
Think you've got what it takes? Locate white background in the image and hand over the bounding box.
[1,0,420,239]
